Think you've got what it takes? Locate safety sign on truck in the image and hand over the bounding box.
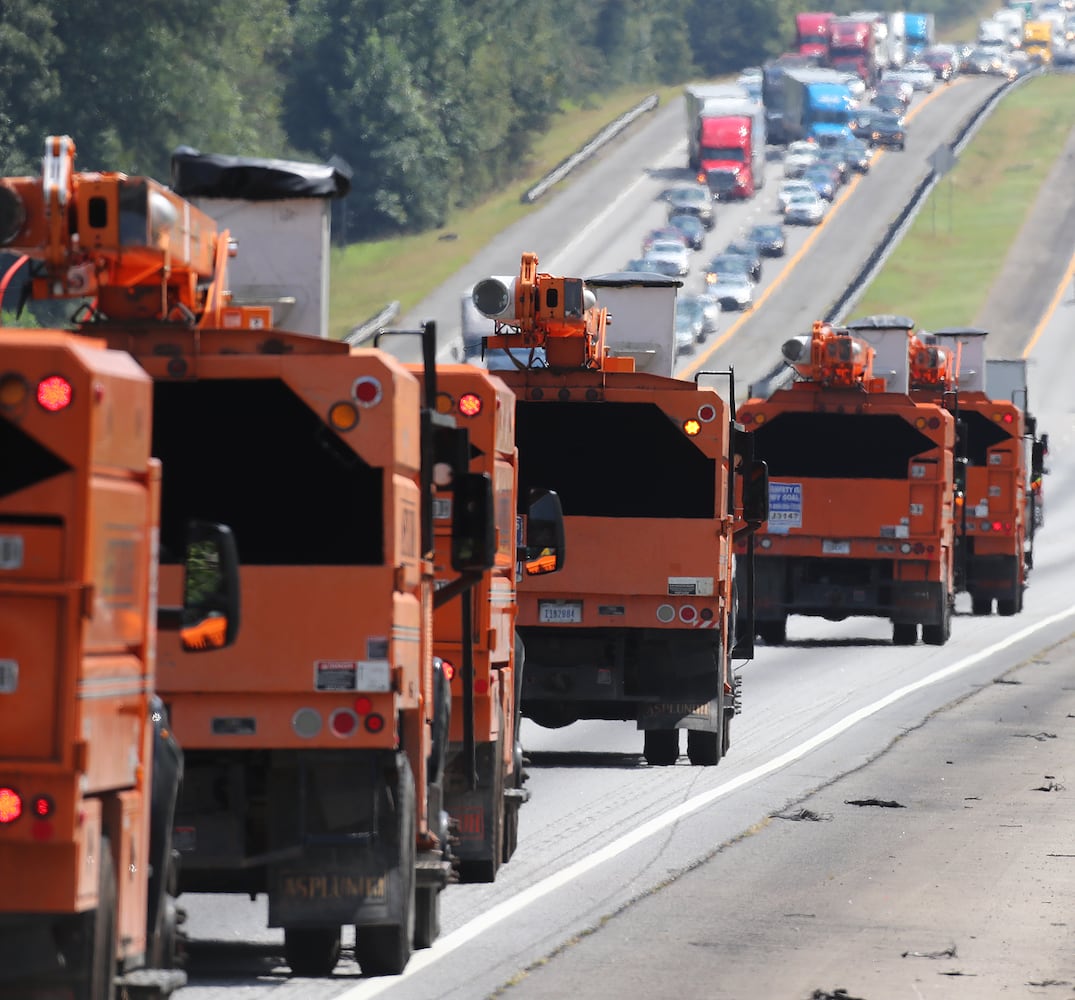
[767,482,802,533]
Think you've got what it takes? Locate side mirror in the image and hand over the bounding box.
[742,459,769,527]
[523,488,565,575]
[1031,440,1045,478]
[451,472,496,573]
[179,521,241,652]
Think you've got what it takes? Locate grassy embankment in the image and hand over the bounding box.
[328,84,681,338]
[853,73,1075,327]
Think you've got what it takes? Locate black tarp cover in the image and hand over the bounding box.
[170,147,352,201]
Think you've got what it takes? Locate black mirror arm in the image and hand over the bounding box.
[433,571,484,611]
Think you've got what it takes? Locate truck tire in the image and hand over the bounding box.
[84,835,117,1000]
[643,728,680,766]
[413,886,441,951]
[757,618,787,645]
[355,758,416,977]
[970,594,992,616]
[891,622,917,646]
[686,729,721,766]
[922,596,951,646]
[284,927,342,977]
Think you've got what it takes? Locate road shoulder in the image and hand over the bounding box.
[496,635,1075,999]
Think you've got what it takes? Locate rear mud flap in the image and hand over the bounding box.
[637,694,721,733]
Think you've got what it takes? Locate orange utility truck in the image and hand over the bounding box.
[469,255,768,767]
[737,317,955,645]
[415,365,564,882]
[917,327,1044,615]
[0,137,498,979]
[0,333,239,995]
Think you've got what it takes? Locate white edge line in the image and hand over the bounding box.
[337,604,1075,999]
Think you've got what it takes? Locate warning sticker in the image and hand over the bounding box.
[667,577,714,596]
[315,660,358,691]
[767,482,802,533]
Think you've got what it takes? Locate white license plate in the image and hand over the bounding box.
[538,601,583,624]
[0,660,17,693]
[822,539,851,555]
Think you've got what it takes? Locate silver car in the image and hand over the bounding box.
[644,239,691,277]
[784,190,826,226]
[708,272,753,311]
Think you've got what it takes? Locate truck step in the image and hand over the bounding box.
[504,787,531,804]
[115,968,188,998]
[416,854,453,889]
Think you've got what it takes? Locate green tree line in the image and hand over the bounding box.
[1,0,980,241]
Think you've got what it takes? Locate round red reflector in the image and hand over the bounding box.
[458,393,483,417]
[32,795,53,819]
[31,819,54,842]
[329,709,358,737]
[679,605,698,622]
[353,696,373,715]
[0,787,22,823]
[365,713,386,734]
[475,678,489,694]
[37,376,73,412]
[441,660,456,682]
[352,376,383,407]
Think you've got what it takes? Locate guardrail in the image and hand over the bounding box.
[345,300,401,347]
[521,94,660,204]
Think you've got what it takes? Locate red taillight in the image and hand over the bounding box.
[0,787,22,823]
[353,696,373,715]
[365,713,385,734]
[992,520,1002,532]
[441,660,456,682]
[329,709,358,738]
[352,376,383,407]
[37,376,73,412]
[458,393,483,417]
[32,795,53,819]
[1002,412,1014,424]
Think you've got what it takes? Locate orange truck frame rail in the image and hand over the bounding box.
[468,254,768,768]
[737,317,956,647]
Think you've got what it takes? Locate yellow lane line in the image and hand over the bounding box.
[677,78,966,380]
[1022,243,1075,358]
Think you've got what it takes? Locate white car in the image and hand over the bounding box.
[778,179,817,213]
[837,72,868,100]
[898,61,936,91]
[783,140,820,177]
[708,272,753,311]
[643,239,691,277]
[784,190,826,226]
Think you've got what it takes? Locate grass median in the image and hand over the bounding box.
[852,73,1075,327]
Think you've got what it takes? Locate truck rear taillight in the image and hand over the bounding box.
[329,709,359,738]
[0,787,22,823]
[352,376,383,407]
[365,713,386,734]
[37,375,73,412]
[458,393,483,417]
[31,794,54,819]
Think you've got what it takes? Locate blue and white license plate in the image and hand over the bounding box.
[538,601,583,624]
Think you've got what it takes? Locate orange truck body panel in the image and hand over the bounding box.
[0,330,159,971]
[737,322,956,642]
[418,365,523,874]
[501,367,739,737]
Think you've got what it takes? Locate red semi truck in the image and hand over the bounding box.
[684,84,767,200]
[795,12,836,59]
[828,16,879,85]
